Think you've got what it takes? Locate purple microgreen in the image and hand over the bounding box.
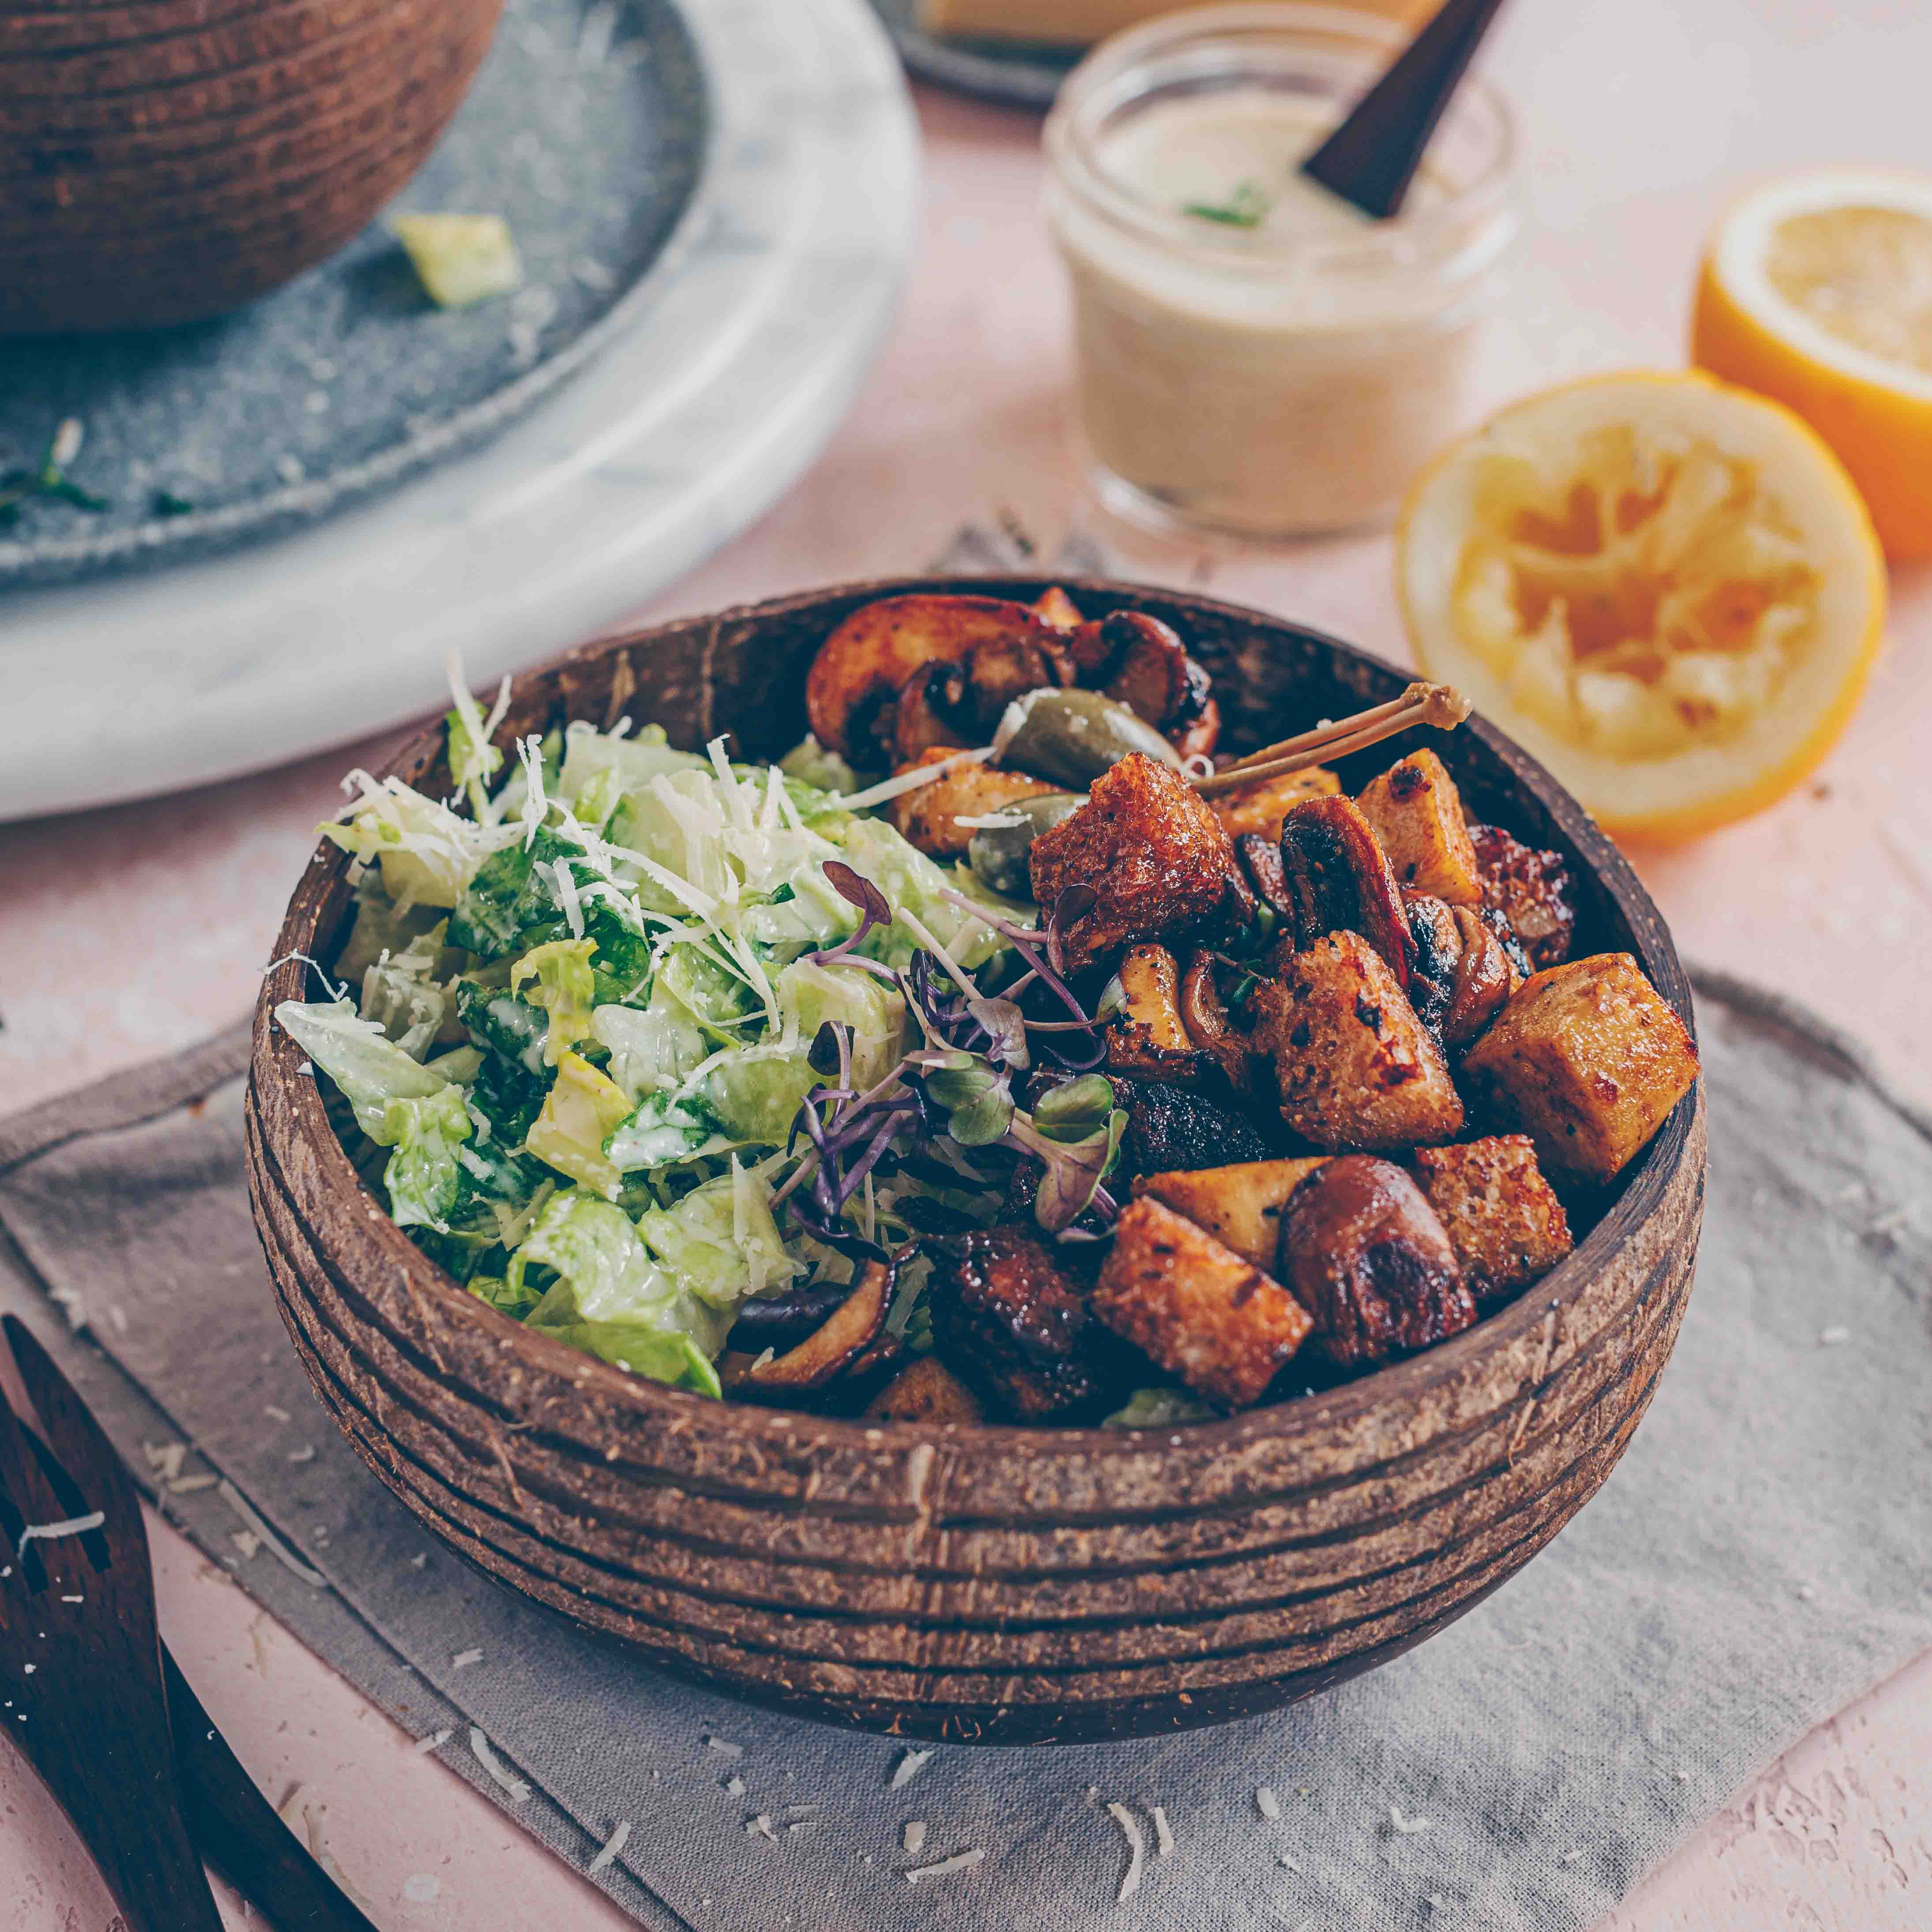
[1005,1105,1127,1233]
[934,883,1104,1069]
[1044,884,1096,980]
[808,1020,851,1082]
[805,859,891,969]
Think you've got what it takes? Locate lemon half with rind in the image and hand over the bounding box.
[1694,168,1932,559]
[1396,371,1885,842]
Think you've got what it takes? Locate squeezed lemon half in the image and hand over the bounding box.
[1396,371,1885,841]
[1694,168,1932,559]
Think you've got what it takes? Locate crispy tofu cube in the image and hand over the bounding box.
[1028,752,1243,972]
[1248,933,1465,1151]
[863,1355,985,1424]
[1460,954,1698,1181]
[1092,1196,1313,1408]
[887,749,1060,860]
[1356,749,1483,905]
[1209,765,1340,842]
[1405,1136,1573,1305]
[1132,1157,1328,1274]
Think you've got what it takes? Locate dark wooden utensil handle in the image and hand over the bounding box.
[165,1647,381,1932]
[1300,0,1512,218]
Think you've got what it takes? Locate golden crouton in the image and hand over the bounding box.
[1405,1136,1573,1305]
[1132,1156,1328,1274]
[1247,933,1465,1152]
[1356,749,1483,905]
[1105,943,1202,1083]
[863,1355,985,1425]
[887,749,1061,860]
[1028,752,1243,973]
[1092,1196,1313,1408]
[1209,766,1341,842]
[1460,954,1699,1182]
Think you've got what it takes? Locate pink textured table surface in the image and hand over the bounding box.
[7,0,1932,1921]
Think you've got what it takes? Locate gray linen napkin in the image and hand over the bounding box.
[1,972,1928,1932]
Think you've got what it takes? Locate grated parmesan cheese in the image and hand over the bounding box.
[1256,1786,1281,1822]
[16,1513,105,1561]
[832,745,996,814]
[904,1848,985,1884]
[217,1481,327,1587]
[902,1820,927,1855]
[452,1648,484,1670]
[705,1735,743,1759]
[888,1746,933,1790]
[469,1726,531,1802]
[1388,1806,1434,1837]
[589,1819,631,1875]
[1106,1802,1146,1903]
[1152,1805,1174,1857]
[414,1728,453,1754]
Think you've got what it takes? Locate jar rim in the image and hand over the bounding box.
[1043,1,1519,277]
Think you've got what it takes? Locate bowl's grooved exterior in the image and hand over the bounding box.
[245,577,1707,1743]
[0,0,502,332]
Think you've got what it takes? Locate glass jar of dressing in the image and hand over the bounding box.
[1044,3,1520,538]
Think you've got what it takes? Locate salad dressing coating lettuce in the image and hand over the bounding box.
[279,706,1012,1398]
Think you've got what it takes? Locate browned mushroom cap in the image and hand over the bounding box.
[962,628,1075,726]
[1179,950,1262,1097]
[1274,796,1415,989]
[719,1259,895,1396]
[1406,895,1522,1048]
[1277,1156,1475,1368]
[1067,610,1221,758]
[891,660,972,764]
[804,595,1070,761]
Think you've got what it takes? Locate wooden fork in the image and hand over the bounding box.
[0,1314,223,1932]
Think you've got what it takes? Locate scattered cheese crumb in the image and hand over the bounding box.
[903,1820,927,1855]
[143,1442,189,1483]
[231,1531,262,1560]
[452,1648,484,1670]
[1389,1806,1434,1837]
[469,1726,530,1802]
[723,1775,746,1796]
[168,1474,220,1495]
[413,1728,453,1754]
[747,1814,778,1842]
[889,1747,933,1790]
[1106,1802,1146,1903]
[1256,1786,1281,1821]
[217,1481,326,1587]
[264,1405,292,1423]
[15,1512,106,1563]
[705,1735,743,1759]
[1152,1805,1174,1857]
[588,1820,631,1875]
[287,1446,317,1464]
[1277,1853,1301,1872]
[904,1848,985,1884]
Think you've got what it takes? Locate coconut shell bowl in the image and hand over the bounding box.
[1,0,502,334]
[246,577,1705,1745]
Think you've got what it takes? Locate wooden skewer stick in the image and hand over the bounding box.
[1191,681,1471,798]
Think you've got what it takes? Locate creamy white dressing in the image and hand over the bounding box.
[1045,25,1517,538]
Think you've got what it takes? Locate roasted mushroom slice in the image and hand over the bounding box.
[719,1258,895,1396]
[1105,943,1203,1084]
[1274,796,1414,988]
[1027,752,1245,973]
[1469,823,1577,970]
[891,661,972,764]
[1405,895,1519,1048]
[1277,1156,1475,1368]
[805,594,1068,761]
[963,629,1074,726]
[928,1225,1114,1423]
[1177,950,1262,1095]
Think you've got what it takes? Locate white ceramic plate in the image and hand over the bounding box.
[2,0,917,824]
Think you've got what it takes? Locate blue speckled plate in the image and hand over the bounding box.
[0,0,710,588]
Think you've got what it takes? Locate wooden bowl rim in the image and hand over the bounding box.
[251,573,1700,1472]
